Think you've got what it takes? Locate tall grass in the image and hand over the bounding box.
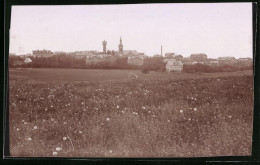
[9,70,253,157]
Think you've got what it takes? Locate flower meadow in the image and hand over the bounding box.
[8,69,253,157]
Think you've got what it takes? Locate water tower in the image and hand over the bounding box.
[102,40,107,53]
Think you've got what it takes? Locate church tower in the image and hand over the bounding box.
[118,37,123,55]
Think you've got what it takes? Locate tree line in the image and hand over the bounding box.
[9,55,252,73]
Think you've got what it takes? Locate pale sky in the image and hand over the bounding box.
[9,3,253,58]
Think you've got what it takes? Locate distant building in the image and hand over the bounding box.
[17,54,33,59]
[86,54,117,64]
[173,55,183,61]
[123,50,138,56]
[190,53,207,62]
[128,56,144,66]
[238,57,252,61]
[164,59,183,72]
[237,57,252,66]
[54,51,67,55]
[208,59,219,65]
[165,53,175,58]
[86,56,103,64]
[24,58,32,64]
[75,51,98,59]
[218,56,236,65]
[153,54,162,57]
[183,57,194,65]
[33,49,53,58]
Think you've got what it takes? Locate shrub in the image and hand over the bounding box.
[141,69,149,74]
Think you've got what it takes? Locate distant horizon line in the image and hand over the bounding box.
[9,51,252,59]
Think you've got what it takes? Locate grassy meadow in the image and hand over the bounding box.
[8,68,253,157]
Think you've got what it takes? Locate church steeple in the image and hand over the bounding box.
[119,36,123,55]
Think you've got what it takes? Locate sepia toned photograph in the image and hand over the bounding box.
[8,3,254,157]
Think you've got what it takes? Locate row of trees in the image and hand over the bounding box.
[9,55,141,70]
[183,63,253,73]
[9,55,252,73]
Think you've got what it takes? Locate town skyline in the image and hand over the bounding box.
[9,3,253,58]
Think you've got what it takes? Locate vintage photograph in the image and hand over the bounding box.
[8,3,253,157]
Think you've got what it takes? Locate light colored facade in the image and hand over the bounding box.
[165,53,175,58]
[238,57,252,61]
[86,55,117,64]
[164,59,183,72]
[218,56,236,65]
[123,50,138,56]
[74,51,98,59]
[24,58,32,63]
[128,56,144,65]
[209,59,219,65]
[190,53,207,62]
[33,50,54,58]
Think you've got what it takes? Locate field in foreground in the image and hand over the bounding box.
[9,69,253,157]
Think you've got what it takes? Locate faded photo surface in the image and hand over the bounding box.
[8,3,253,157]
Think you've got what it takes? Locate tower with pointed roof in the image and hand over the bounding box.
[118,37,123,55]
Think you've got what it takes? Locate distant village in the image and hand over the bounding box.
[10,37,252,72]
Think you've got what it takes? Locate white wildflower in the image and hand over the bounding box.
[56,147,62,151]
[194,108,197,111]
[79,131,82,134]
[180,110,183,113]
[117,105,120,109]
[27,137,32,141]
[142,106,146,110]
[133,112,138,115]
[53,152,58,156]
[63,137,67,140]
[106,118,110,121]
[33,126,38,129]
